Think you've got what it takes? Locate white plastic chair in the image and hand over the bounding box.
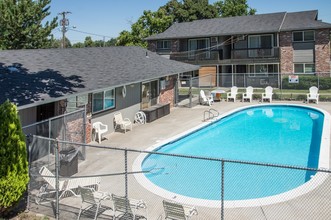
[262,86,273,103]
[93,122,108,143]
[114,112,132,133]
[242,86,253,102]
[199,90,213,106]
[307,86,319,104]
[227,86,238,102]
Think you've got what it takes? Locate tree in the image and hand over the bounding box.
[84,36,94,47]
[0,101,29,214]
[50,37,72,48]
[214,0,256,17]
[117,9,173,46]
[116,0,256,46]
[0,0,58,49]
[72,42,85,48]
[162,0,219,22]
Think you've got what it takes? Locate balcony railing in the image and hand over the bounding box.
[232,47,279,59]
[169,47,280,62]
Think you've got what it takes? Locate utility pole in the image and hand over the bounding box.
[58,11,71,48]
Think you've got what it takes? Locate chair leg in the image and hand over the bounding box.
[94,204,100,220]
[77,205,83,220]
[98,133,101,143]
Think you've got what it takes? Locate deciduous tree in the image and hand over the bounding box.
[214,0,256,17]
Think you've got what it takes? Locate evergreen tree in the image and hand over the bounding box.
[0,0,58,49]
[0,101,29,213]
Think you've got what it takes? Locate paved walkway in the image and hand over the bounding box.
[30,100,331,219]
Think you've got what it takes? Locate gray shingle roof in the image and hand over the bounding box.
[146,10,331,40]
[0,46,199,107]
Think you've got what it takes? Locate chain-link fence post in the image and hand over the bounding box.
[221,160,224,220]
[189,77,193,108]
[55,139,60,220]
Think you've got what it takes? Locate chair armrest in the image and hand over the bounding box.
[124,118,132,123]
[130,198,147,209]
[183,205,198,216]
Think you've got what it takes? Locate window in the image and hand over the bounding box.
[66,94,88,112]
[248,64,279,77]
[188,38,210,59]
[293,30,315,42]
[294,63,315,73]
[92,89,115,113]
[157,40,171,49]
[248,35,273,57]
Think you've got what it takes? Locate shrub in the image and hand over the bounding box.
[282,75,331,90]
[0,101,29,214]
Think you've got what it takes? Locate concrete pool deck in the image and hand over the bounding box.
[31,100,331,219]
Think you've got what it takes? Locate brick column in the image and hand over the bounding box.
[279,31,294,74]
[315,29,331,74]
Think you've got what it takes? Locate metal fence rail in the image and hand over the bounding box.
[178,72,331,108]
[27,136,331,220]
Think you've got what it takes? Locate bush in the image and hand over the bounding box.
[0,101,29,214]
[282,75,331,90]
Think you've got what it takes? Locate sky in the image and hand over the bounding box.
[49,0,331,44]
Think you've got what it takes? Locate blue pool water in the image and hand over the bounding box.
[142,105,324,200]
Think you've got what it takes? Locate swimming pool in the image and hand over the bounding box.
[133,104,330,207]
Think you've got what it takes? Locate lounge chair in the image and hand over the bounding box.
[307,86,319,104]
[200,90,213,106]
[93,122,108,143]
[242,86,254,102]
[227,86,238,102]
[114,112,133,133]
[35,166,101,204]
[111,194,147,219]
[77,186,111,220]
[262,86,273,103]
[163,200,198,220]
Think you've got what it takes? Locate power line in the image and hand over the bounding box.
[68,28,115,39]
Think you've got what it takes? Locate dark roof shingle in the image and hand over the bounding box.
[0,46,199,107]
[146,10,331,40]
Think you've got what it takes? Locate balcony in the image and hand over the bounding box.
[232,47,279,59]
[169,47,280,63]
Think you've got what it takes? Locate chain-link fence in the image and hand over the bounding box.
[22,108,87,164]
[27,136,331,220]
[178,72,331,107]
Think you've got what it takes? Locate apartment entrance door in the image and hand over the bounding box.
[141,80,158,109]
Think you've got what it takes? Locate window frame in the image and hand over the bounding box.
[92,88,115,113]
[292,30,315,42]
[248,63,279,77]
[157,40,171,49]
[294,63,315,74]
[188,38,210,59]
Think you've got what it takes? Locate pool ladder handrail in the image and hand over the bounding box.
[203,108,220,121]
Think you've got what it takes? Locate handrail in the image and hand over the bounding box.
[203,108,219,121]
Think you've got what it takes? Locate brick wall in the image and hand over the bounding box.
[171,39,179,52]
[159,75,176,107]
[147,40,157,52]
[315,29,331,74]
[279,31,294,74]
